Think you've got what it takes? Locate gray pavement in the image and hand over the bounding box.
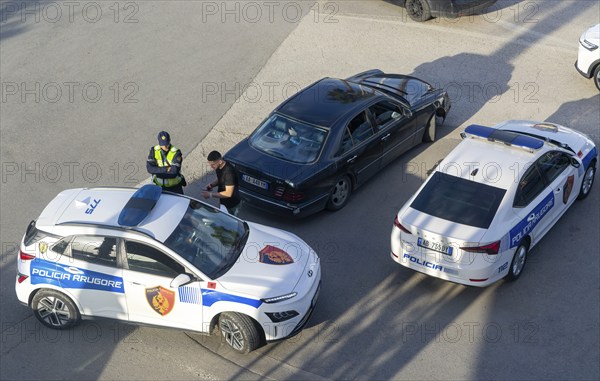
[2,0,599,380]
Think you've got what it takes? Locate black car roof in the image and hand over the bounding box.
[276,78,379,128]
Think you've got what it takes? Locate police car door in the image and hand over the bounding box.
[511,162,560,248]
[121,239,204,332]
[536,151,579,226]
[43,235,127,319]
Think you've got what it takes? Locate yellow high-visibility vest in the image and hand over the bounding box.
[152,145,182,187]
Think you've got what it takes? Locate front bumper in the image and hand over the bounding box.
[240,187,329,218]
[261,264,322,342]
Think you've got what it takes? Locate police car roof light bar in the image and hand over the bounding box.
[118,185,162,227]
[462,124,544,153]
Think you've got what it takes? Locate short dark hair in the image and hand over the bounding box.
[207,151,222,161]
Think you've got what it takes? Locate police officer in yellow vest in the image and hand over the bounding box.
[147,131,185,194]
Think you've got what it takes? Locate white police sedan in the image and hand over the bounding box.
[16,185,321,353]
[391,121,597,286]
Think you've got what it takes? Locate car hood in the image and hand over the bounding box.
[217,221,313,298]
[350,72,434,106]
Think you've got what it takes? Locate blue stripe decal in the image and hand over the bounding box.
[30,259,124,293]
[509,192,554,248]
[582,147,598,170]
[179,286,201,304]
[201,289,262,308]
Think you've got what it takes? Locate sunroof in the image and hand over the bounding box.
[118,185,162,227]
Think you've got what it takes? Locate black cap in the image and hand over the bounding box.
[157,131,171,146]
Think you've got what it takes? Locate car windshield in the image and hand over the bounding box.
[163,200,248,279]
[410,172,507,229]
[249,114,327,164]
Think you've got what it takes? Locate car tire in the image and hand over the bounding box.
[326,175,352,211]
[31,289,81,329]
[406,0,432,22]
[594,65,600,91]
[218,312,260,354]
[577,161,596,200]
[422,115,436,142]
[507,242,528,281]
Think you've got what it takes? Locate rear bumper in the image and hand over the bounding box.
[240,187,329,218]
[432,0,498,18]
[391,251,507,287]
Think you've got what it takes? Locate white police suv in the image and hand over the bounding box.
[16,185,321,353]
[391,121,597,286]
[575,23,600,91]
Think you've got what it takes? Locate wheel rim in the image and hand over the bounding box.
[330,178,350,207]
[582,167,595,195]
[37,296,71,327]
[512,246,527,277]
[220,318,245,351]
[408,0,423,17]
[595,71,600,89]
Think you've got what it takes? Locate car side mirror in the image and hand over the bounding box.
[170,273,193,288]
[570,157,581,168]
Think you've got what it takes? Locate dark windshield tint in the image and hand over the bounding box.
[249,114,327,164]
[411,172,507,229]
[163,200,247,279]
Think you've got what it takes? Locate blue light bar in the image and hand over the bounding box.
[464,124,544,151]
[118,185,162,227]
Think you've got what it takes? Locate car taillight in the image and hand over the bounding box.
[274,186,305,202]
[394,216,412,234]
[19,250,36,261]
[460,241,500,255]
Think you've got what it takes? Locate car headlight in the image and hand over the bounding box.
[265,310,300,323]
[580,37,598,51]
[261,292,297,303]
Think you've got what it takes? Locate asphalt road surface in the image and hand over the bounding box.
[1,1,599,379]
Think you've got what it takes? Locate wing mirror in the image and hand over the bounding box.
[570,157,581,168]
[170,273,193,288]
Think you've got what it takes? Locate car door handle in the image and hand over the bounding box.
[380,133,391,141]
[130,281,145,286]
[347,155,358,164]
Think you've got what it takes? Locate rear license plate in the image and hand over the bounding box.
[242,174,268,190]
[417,237,453,255]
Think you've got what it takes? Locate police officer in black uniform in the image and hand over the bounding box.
[147,131,185,195]
[202,151,241,215]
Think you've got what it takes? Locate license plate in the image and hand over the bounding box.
[242,174,268,190]
[417,237,453,255]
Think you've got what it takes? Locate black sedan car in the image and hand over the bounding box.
[224,69,451,217]
[395,0,498,22]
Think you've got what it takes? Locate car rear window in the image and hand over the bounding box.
[410,172,507,229]
[249,114,327,164]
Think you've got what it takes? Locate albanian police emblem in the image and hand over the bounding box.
[145,286,175,316]
[259,245,294,265]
